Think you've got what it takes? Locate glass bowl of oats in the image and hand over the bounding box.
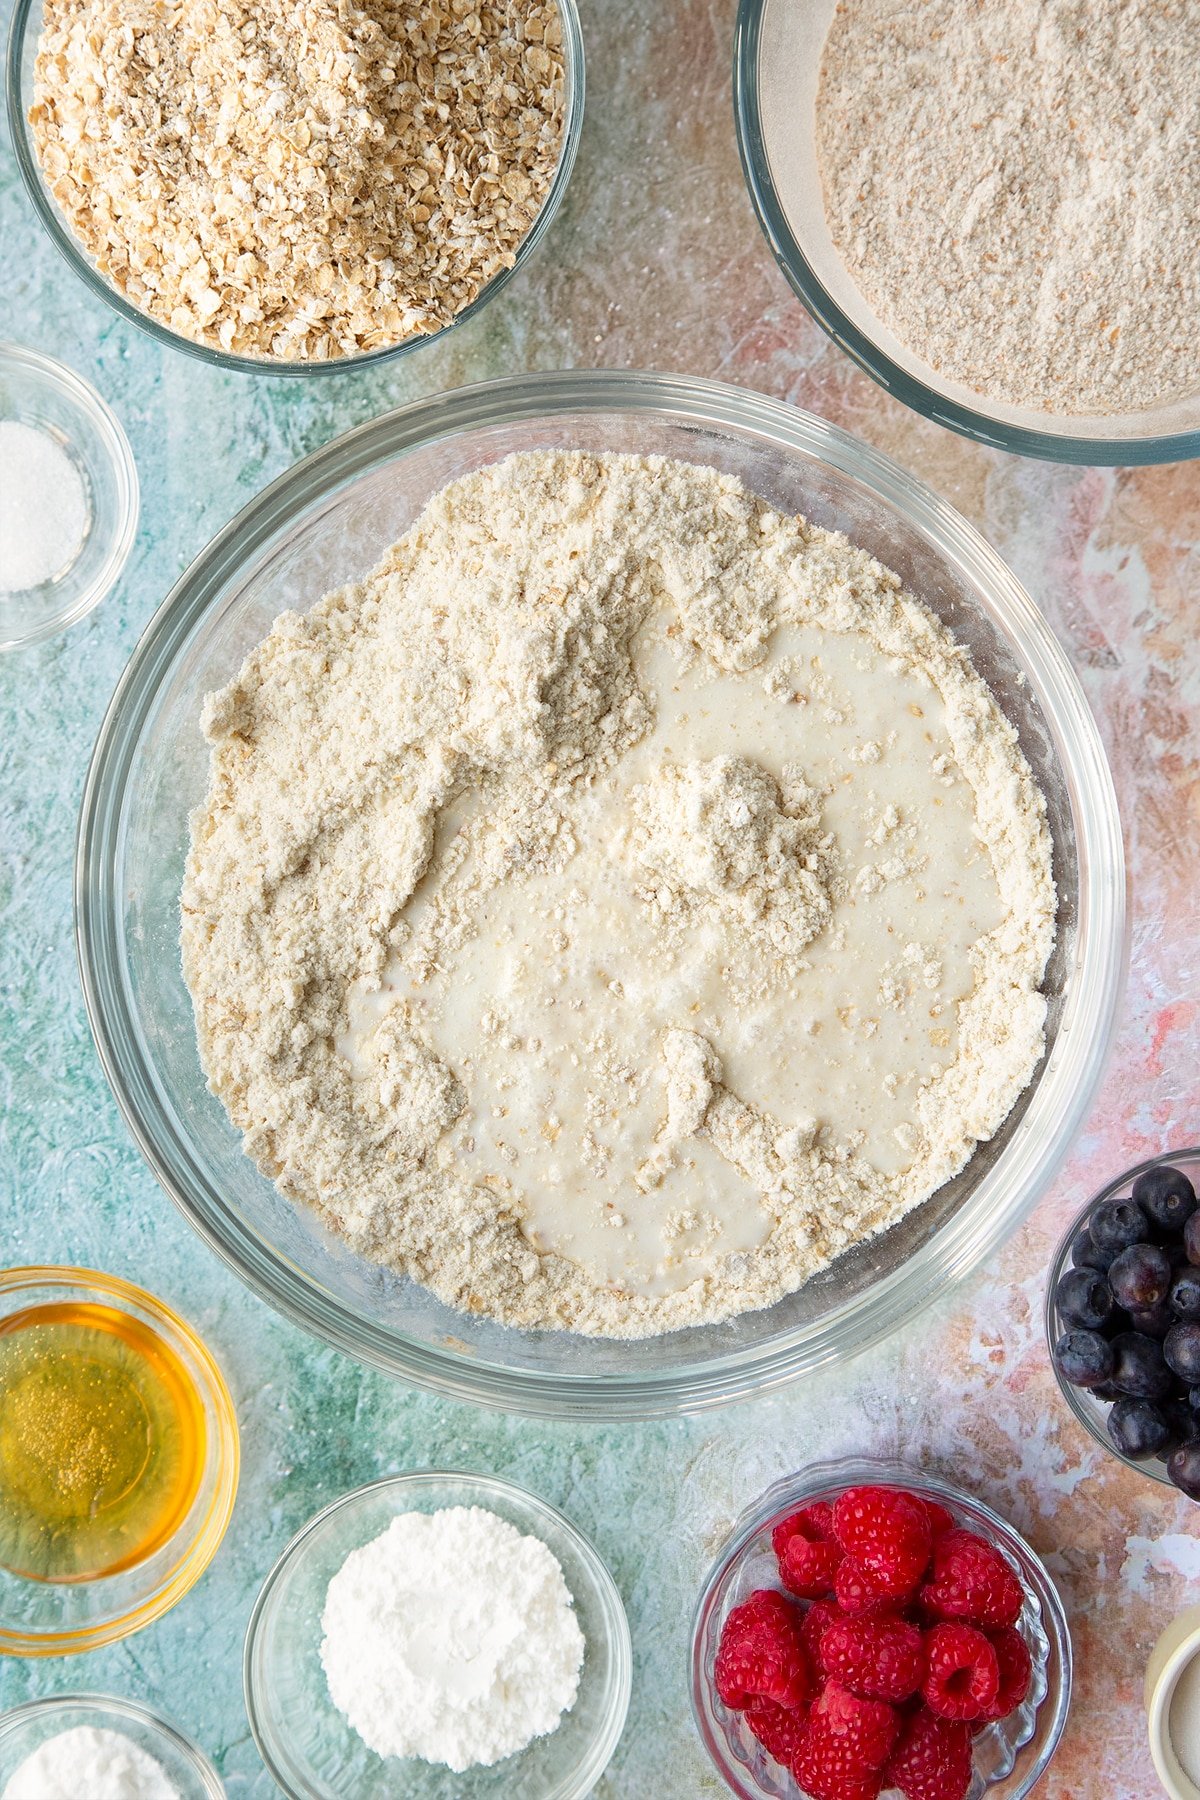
[75,370,1124,1417]
[734,0,1200,464]
[6,0,583,373]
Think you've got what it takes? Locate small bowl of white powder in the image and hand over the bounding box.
[243,1470,631,1799]
[0,1693,223,1800]
[0,344,138,650]
[735,0,1200,463]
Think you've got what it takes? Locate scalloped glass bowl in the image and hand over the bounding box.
[1046,1148,1200,1490]
[0,342,138,650]
[690,1459,1072,1800]
[5,0,584,376]
[0,1694,224,1798]
[76,369,1125,1419]
[733,0,1200,464]
[242,1471,631,1800]
[0,1268,239,1656]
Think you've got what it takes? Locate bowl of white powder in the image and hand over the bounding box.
[0,1694,223,1800]
[243,1471,630,1799]
[0,343,138,650]
[734,0,1200,463]
[76,370,1124,1416]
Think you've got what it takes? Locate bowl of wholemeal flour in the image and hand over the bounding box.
[76,371,1124,1416]
[243,1471,630,1799]
[735,0,1200,463]
[7,0,582,371]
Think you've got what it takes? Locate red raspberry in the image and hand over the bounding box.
[922,1622,1000,1721]
[777,1504,845,1598]
[921,1499,957,1541]
[801,1597,844,1667]
[792,1682,898,1800]
[812,1680,900,1766]
[834,1556,898,1617]
[773,1501,836,1557]
[819,1614,926,1703]
[715,1593,811,1711]
[883,1709,974,1800]
[920,1530,1024,1630]
[832,1486,932,1598]
[745,1695,808,1765]
[980,1625,1032,1719]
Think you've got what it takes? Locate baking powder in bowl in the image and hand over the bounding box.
[0,1727,180,1800]
[320,1506,585,1772]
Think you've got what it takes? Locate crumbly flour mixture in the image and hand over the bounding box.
[815,0,1200,415]
[320,1507,584,1771]
[31,0,564,360]
[181,451,1055,1338]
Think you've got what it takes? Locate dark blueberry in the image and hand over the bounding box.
[1132,1164,1197,1235]
[1109,1331,1173,1398]
[1070,1226,1115,1272]
[1126,1301,1175,1340]
[1108,1398,1171,1459]
[1158,1396,1198,1455]
[1165,1324,1200,1384]
[1186,1211,1200,1268]
[1108,1243,1171,1311]
[1088,1198,1150,1257]
[1188,1385,1200,1412]
[1168,1441,1200,1501]
[1172,1272,1200,1320]
[1092,1380,1124,1402]
[1052,1329,1115,1389]
[1054,1267,1115,1331]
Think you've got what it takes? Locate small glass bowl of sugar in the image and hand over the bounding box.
[0,343,138,652]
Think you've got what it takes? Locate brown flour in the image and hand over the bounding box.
[815,0,1200,415]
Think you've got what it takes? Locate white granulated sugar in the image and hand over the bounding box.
[0,421,88,593]
[814,0,1200,415]
[320,1506,585,1772]
[182,450,1055,1339]
[1,1727,181,1800]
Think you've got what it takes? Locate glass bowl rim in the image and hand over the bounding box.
[0,340,139,650]
[0,1691,225,1797]
[4,0,585,378]
[689,1455,1073,1800]
[0,1264,240,1656]
[1044,1147,1200,1490]
[74,366,1126,1420]
[732,0,1200,467]
[241,1467,633,1800]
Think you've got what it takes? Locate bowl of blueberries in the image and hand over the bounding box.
[1047,1150,1200,1498]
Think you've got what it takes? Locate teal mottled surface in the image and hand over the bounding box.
[2,2,1197,1795]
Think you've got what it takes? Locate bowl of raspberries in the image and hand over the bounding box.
[1047,1150,1200,1497]
[690,1461,1070,1800]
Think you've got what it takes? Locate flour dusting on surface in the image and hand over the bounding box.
[181,451,1055,1338]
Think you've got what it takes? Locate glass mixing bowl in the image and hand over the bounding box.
[243,1471,630,1800]
[690,1458,1072,1800]
[5,0,584,376]
[75,370,1125,1418]
[734,0,1200,465]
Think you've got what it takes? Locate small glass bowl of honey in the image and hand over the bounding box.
[0,1268,239,1655]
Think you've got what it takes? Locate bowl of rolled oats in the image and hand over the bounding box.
[6,0,583,370]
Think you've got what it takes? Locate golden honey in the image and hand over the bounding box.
[0,1300,207,1583]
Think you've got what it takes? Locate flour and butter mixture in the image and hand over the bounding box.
[181,452,1055,1337]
